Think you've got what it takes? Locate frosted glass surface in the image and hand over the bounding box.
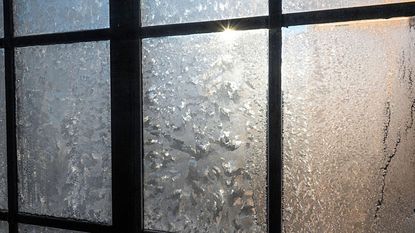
[0,222,7,233]
[0,50,6,211]
[143,30,268,232]
[283,0,415,13]
[16,42,112,223]
[141,0,268,26]
[19,225,84,233]
[0,1,3,38]
[14,0,109,36]
[282,18,415,233]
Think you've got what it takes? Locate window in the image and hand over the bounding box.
[0,1,414,233]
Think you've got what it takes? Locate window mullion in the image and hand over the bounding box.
[110,1,142,232]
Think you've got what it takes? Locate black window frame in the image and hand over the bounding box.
[0,0,414,232]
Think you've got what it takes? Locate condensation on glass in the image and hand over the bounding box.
[141,0,268,26]
[282,17,415,233]
[15,42,112,223]
[13,0,109,36]
[0,222,7,233]
[283,0,415,13]
[19,224,84,233]
[143,30,268,232]
[0,50,6,211]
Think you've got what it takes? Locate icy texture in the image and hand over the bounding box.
[14,0,109,36]
[0,222,7,233]
[284,0,414,13]
[0,0,3,38]
[143,30,268,232]
[0,50,6,211]
[282,18,415,233]
[15,42,112,223]
[19,225,84,233]
[141,0,268,26]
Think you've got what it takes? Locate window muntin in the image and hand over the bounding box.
[283,0,415,13]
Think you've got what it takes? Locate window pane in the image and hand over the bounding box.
[282,18,415,232]
[143,30,268,232]
[0,0,3,38]
[141,0,268,26]
[16,41,112,223]
[14,0,109,36]
[0,222,7,233]
[19,224,84,233]
[283,0,414,13]
[0,50,6,211]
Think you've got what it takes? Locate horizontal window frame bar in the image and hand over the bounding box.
[143,230,171,233]
[0,211,7,221]
[13,28,111,47]
[283,2,415,26]
[140,16,268,38]
[0,2,411,47]
[16,213,112,233]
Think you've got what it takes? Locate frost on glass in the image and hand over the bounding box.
[0,50,6,211]
[283,0,415,13]
[0,222,7,233]
[143,30,268,232]
[282,18,415,233]
[16,42,111,223]
[14,0,109,36]
[0,0,4,38]
[141,0,268,26]
[19,224,84,233]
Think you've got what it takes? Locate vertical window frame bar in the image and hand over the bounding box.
[109,0,142,233]
[3,0,17,232]
[268,0,283,232]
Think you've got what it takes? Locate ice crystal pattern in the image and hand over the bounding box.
[0,50,6,210]
[282,17,415,233]
[143,30,268,232]
[16,42,112,223]
[14,0,109,36]
[141,0,268,26]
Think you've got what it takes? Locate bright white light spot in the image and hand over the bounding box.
[221,27,238,42]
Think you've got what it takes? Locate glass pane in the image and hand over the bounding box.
[19,224,84,233]
[141,0,268,26]
[143,29,268,232]
[0,50,6,211]
[16,41,112,223]
[283,0,415,13]
[14,0,109,36]
[282,18,415,233]
[0,0,3,38]
[0,222,7,233]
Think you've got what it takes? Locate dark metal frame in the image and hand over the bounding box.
[0,0,413,232]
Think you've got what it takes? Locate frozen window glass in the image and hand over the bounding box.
[0,0,3,38]
[282,18,415,233]
[284,0,415,13]
[0,50,6,211]
[143,29,268,232]
[0,222,7,233]
[14,0,109,36]
[16,41,112,223]
[19,224,84,233]
[141,0,268,26]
